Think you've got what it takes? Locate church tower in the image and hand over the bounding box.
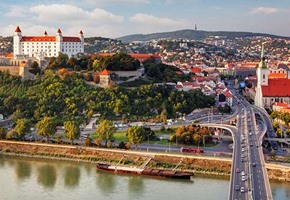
[13,26,22,58]
[255,44,269,108]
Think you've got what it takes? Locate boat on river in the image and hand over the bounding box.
[96,163,193,179]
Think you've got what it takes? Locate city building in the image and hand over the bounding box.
[13,26,84,59]
[255,45,290,109]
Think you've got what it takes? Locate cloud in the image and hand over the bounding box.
[250,7,280,14]
[30,4,124,25]
[129,13,188,27]
[5,5,27,17]
[85,0,150,5]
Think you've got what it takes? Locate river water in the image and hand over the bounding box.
[0,155,289,200]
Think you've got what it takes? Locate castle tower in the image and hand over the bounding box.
[56,28,63,54]
[255,44,270,108]
[79,30,84,42]
[13,26,22,58]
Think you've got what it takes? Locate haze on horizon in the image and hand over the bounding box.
[1,0,290,38]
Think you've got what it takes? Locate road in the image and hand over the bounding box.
[228,91,272,200]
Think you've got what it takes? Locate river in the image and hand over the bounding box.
[0,155,289,200]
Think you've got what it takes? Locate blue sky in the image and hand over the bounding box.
[1,0,289,38]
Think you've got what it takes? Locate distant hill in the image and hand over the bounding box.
[116,29,290,42]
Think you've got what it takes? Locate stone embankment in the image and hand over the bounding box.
[0,141,290,181]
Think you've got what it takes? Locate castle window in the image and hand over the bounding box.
[263,74,265,79]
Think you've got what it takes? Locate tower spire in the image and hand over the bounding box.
[258,43,267,69]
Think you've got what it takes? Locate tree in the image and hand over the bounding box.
[0,127,6,139]
[64,121,80,145]
[29,61,41,75]
[35,116,57,142]
[12,108,24,123]
[96,120,116,147]
[14,118,30,140]
[126,126,145,148]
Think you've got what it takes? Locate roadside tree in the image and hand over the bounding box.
[35,116,57,142]
[64,121,80,145]
[14,118,30,140]
[0,127,6,139]
[126,126,145,148]
[96,120,116,147]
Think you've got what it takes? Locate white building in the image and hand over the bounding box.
[13,26,84,59]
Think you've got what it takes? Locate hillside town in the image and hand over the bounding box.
[1,27,290,114]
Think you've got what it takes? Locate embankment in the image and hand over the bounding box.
[0,141,289,181]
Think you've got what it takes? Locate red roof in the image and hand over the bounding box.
[15,26,21,32]
[95,53,160,60]
[21,36,56,42]
[268,73,287,79]
[44,31,47,35]
[224,90,232,98]
[63,37,81,42]
[262,79,290,97]
[80,30,83,34]
[100,69,110,75]
[57,28,62,34]
[20,36,81,42]
[191,67,202,73]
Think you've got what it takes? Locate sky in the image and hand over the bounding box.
[1,0,290,38]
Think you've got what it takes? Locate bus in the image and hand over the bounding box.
[181,147,204,154]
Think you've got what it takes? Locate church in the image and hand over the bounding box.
[13,26,84,59]
[255,45,290,109]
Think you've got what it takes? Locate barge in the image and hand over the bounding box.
[96,163,193,179]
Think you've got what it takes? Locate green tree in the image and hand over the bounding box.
[35,116,57,142]
[14,118,30,140]
[29,61,41,75]
[126,126,145,148]
[64,121,80,145]
[12,108,24,123]
[96,120,116,147]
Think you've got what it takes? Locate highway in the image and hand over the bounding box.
[228,90,272,200]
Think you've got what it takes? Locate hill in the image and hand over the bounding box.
[116,29,290,42]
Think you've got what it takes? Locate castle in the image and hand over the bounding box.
[13,26,84,59]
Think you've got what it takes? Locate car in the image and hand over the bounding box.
[249,132,252,136]
[241,171,246,176]
[240,187,245,193]
[242,176,246,181]
[235,168,240,173]
[242,148,245,152]
[252,163,256,167]
[235,185,240,191]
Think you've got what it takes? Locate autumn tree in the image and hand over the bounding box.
[126,126,145,148]
[0,127,6,139]
[35,116,57,142]
[64,120,80,145]
[96,120,116,146]
[14,118,30,140]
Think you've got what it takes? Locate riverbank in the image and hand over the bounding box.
[0,140,290,181]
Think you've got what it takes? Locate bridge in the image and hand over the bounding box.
[199,91,273,200]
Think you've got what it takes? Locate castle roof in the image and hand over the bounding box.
[57,28,62,34]
[15,26,21,32]
[262,78,290,97]
[20,36,81,42]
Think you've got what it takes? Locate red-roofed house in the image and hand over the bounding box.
[99,69,111,88]
[13,26,84,58]
[255,45,290,109]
